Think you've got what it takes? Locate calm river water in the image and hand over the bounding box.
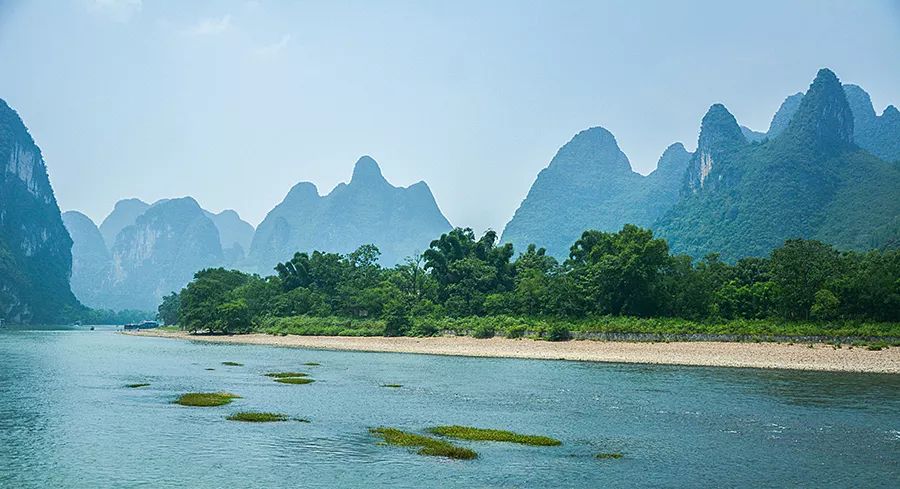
[1,326,898,488]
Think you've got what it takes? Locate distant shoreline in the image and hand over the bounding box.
[124,330,900,374]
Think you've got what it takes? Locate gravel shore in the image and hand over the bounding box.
[125,330,900,374]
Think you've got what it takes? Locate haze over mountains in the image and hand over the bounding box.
[503,69,900,260]
[2,67,898,321]
[63,156,451,310]
[247,156,452,273]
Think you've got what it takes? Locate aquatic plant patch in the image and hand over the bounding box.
[175,392,241,407]
[381,384,403,388]
[428,425,561,446]
[370,427,477,460]
[264,372,308,378]
[221,361,244,366]
[303,362,321,366]
[125,383,150,388]
[226,412,289,422]
[273,377,315,385]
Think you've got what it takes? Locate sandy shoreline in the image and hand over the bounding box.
[124,330,900,374]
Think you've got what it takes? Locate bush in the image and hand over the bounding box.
[409,320,439,337]
[544,324,570,341]
[504,325,527,339]
[472,324,495,339]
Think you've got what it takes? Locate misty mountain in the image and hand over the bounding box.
[66,197,255,310]
[99,198,150,249]
[500,127,691,258]
[62,211,111,309]
[103,197,225,311]
[247,156,451,271]
[656,69,900,260]
[764,85,899,162]
[503,68,899,262]
[1,99,79,323]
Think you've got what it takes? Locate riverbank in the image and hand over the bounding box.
[125,330,900,373]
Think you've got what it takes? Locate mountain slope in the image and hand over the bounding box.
[103,197,224,311]
[766,85,899,162]
[247,156,451,271]
[99,198,149,249]
[1,98,78,323]
[655,69,900,260]
[501,127,691,258]
[62,211,111,309]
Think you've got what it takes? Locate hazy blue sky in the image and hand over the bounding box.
[1,0,898,233]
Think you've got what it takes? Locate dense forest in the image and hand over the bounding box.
[158,225,900,339]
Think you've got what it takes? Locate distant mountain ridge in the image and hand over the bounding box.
[1,98,79,323]
[247,155,452,272]
[503,68,900,261]
[501,128,691,256]
[66,157,450,309]
[66,197,255,310]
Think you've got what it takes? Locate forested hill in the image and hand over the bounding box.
[246,156,452,271]
[656,69,900,260]
[500,128,690,257]
[503,68,900,261]
[0,98,79,323]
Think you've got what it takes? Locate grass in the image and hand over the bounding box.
[226,412,289,422]
[428,425,561,446]
[370,427,477,460]
[595,452,624,460]
[274,377,315,385]
[381,384,403,388]
[125,383,150,388]
[221,361,244,366]
[175,392,241,407]
[264,372,309,378]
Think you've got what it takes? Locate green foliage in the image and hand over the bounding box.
[370,427,478,460]
[175,392,240,407]
[157,292,181,326]
[274,377,315,385]
[810,289,840,320]
[226,412,289,422]
[543,324,571,342]
[125,383,150,388]
[428,425,561,446]
[264,372,308,378]
[221,361,243,366]
[471,324,495,339]
[161,230,899,341]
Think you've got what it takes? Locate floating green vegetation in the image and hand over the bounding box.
[595,452,624,460]
[204,368,215,371]
[428,425,562,446]
[226,412,289,422]
[370,427,477,460]
[274,377,315,385]
[294,418,311,423]
[175,392,241,407]
[221,361,244,366]
[303,362,321,366]
[125,383,150,388]
[381,384,403,388]
[264,372,308,378]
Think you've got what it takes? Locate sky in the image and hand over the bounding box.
[1,0,898,234]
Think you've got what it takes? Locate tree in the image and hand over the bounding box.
[568,225,670,316]
[157,292,181,326]
[810,289,840,320]
[770,239,842,319]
